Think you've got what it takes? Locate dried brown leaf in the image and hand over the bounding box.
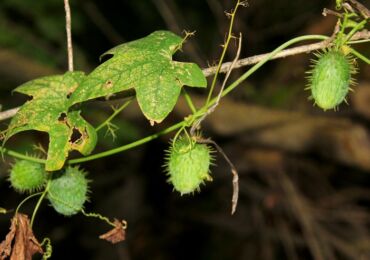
[99,219,126,244]
[0,214,17,259]
[0,213,43,260]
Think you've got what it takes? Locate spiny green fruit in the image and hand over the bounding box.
[165,135,213,195]
[9,159,47,193]
[306,49,356,110]
[47,166,89,216]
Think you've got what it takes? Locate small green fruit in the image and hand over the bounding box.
[47,166,89,216]
[9,160,47,193]
[165,136,213,195]
[307,49,356,110]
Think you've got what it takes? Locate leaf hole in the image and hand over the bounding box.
[70,128,82,144]
[58,113,67,122]
[104,80,113,89]
[66,92,72,99]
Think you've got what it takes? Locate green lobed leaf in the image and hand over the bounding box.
[4,72,97,171]
[69,30,207,124]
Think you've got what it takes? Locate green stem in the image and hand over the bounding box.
[15,192,43,215]
[344,20,367,44]
[350,47,370,64]
[213,35,328,103]
[335,14,349,50]
[206,0,242,105]
[69,121,185,164]
[95,99,133,132]
[1,147,46,163]
[182,89,197,113]
[30,181,50,228]
[348,39,370,44]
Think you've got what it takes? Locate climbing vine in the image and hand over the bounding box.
[0,0,369,259]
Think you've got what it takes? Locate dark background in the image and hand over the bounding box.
[1,0,370,259]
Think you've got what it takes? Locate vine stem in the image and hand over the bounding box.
[1,148,46,164]
[69,121,185,164]
[216,35,328,101]
[205,0,244,105]
[14,192,43,216]
[191,33,242,135]
[64,0,74,71]
[0,34,348,165]
[30,181,50,228]
[182,89,197,114]
[350,47,370,64]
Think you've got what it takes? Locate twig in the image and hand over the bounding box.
[64,0,74,71]
[0,107,20,121]
[191,33,242,135]
[202,29,370,77]
[348,0,370,19]
[189,35,242,215]
[322,8,343,18]
[196,137,239,215]
[206,0,245,105]
[0,30,369,122]
[215,33,243,109]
